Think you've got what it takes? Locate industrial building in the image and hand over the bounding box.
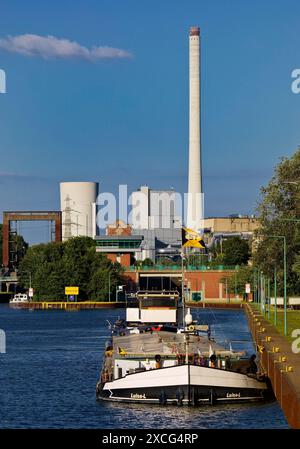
[204,215,259,247]
[130,185,181,260]
[204,216,258,234]
[95,220,143,267]
[60,182,99,241]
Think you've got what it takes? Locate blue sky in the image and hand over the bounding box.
[0,0,300,242]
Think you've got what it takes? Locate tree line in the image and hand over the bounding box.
[18,236,124,301]
[224,147,300,296]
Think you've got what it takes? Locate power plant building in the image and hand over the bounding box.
[130,185,181,260]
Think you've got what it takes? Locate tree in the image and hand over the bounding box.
[254,147,300,294]
[18,237,124,301]
[222,237,250,266]
[156,257,176,266]
[221,265,254,296]
[142,258,154,266]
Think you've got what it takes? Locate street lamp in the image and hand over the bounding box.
[267,235,287,336]
[274,266,277,326]
[108,271,111,302]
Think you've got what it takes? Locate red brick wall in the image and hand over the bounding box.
[106,253,131,267]
[123,269,235,300]
[185,271,233,299]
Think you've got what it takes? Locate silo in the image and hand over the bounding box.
[60,182,99,241]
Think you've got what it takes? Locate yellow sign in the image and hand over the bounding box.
[65,286,79,295]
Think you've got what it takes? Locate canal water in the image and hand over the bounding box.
[0,305,288,428]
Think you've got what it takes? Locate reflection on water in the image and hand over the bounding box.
[101,400,286,429]
[0,305,289,429]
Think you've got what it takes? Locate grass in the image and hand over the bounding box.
[252,304,300,342]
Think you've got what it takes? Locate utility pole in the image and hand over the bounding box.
[108,271,111,302]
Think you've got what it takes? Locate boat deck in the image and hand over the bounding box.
[112,331,238,357]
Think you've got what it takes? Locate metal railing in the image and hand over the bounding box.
[126,265,238,272]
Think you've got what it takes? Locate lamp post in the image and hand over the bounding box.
[252,268,256,303]
[274,266,277,326]
[267,277,271,320]
[260,271,265,314]
[108,271,111,302]
[234,266,237,299]
[253,266,260,304]
[268,235,287,336]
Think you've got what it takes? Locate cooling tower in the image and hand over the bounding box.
[60,182,99,241]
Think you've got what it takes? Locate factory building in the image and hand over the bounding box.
[204,215,259,247]
[204,216,258,235]
[95,220,143,267]
[130,185,182,260]
[60,182,99,241]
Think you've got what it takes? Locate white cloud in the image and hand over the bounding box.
[0,34,132,60]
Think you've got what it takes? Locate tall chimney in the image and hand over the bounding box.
[187,26,203,232]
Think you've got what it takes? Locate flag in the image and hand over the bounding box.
[182,227,206,249]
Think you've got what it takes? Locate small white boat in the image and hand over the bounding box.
[9,293,29,305]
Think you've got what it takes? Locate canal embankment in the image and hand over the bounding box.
[244,303,300,429]
[186,300,243,309]
[9,301,124,310]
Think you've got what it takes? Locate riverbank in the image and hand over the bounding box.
[245,303,300,429]
[186,300,243,309]
[252,306,300,343]
[9,301,124,310]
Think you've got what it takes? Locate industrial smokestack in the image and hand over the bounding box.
[187,26,203,232]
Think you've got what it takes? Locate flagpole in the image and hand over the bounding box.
[181,249,185,329]
[181,226,206,329]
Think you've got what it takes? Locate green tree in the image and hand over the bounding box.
[254,147,300,295]
[221,237,250,266]
[142,258,154,266]
[221,265,254,296]
[18,237,124,301]
[156,257,176,266]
